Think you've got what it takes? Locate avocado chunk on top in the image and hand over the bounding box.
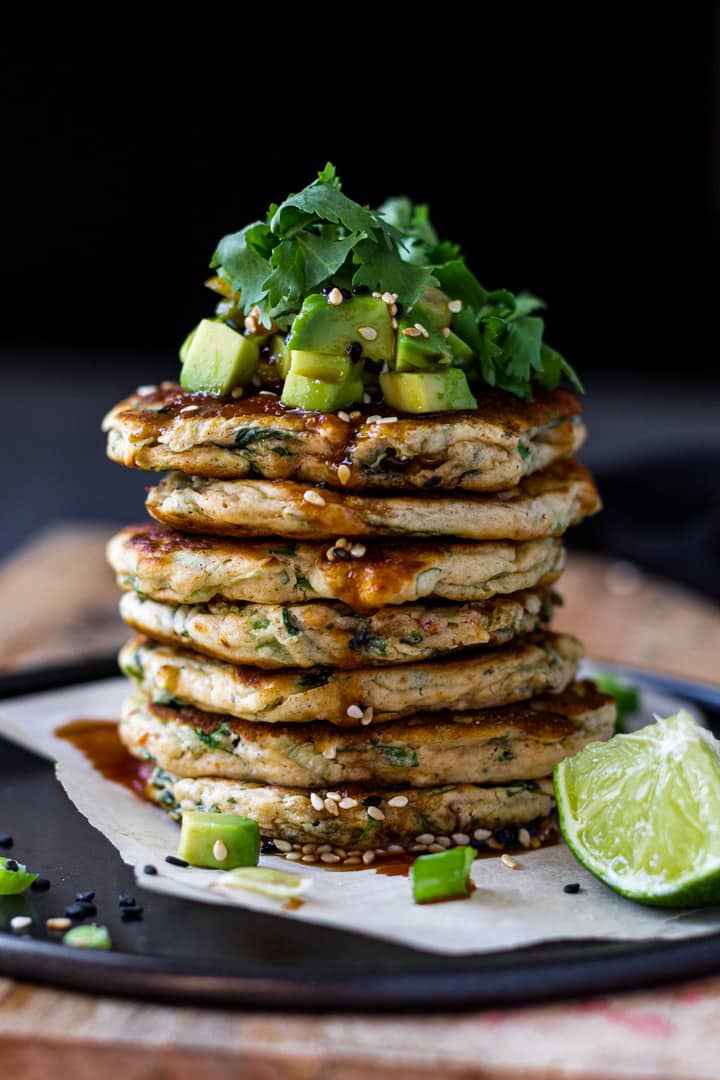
[281,352,364,411]
[178,810,260,870]
[395,318,454,371]
[286,294,394,362]
[380,370,478,413]
[180,319,259,395]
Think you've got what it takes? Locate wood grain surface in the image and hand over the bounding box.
[1,522,720,1080]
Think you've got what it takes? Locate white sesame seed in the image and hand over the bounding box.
[244,315,259,333]
[402,326,421,337]
[360,707,374,726]
[46,917,72,932]
[381,292,394,304]
[388,795,409,808]
[337,463,351,486]
[324,798,339,816]
[434,836,452,849]
[378,416,398,425]
[285,851,302,861]
[362,392,372,404]
[375,849,386,856]
[303,489,326,506]
[336,537,351,549]
[362,850,376,865]
[410,844,428,853]
[322,746,337,760]
[136,384,157,395]
[344,856,362,865]
[328,287,344,306]
[387,844,405,854]
[310,793,324,811]
[367,806,385,821]
[349,410,361,419]
[350,543,366,558]
[251,373,262,387]
[326,792,341,802]
[501,854,519,870]
[372,291,381,298]
[301,854,317,863]
[358,326,378,341]
[213,840,228,862]
[391,318,399,330]
[274,838,292,852]
[416,834,435,845]
[427,843,446,853]
[302,843,317,854]
[347,850,362,857]
[337,410,350,422]
[473,828,492,841]
[321,853,341,864]
[317,844,332,853]
[180,799,196,811]
[334,848,348,859]
[292,843,302,850]
[487,838,503,850]
[325,547,336,561]
[231,385,245,398]
[10,916,32,931]
[179,404,199,413]
[441,326,451,337]
[530,838,541,849]
[448,299,462,313]
[452,833,471,846]
[346,704,364,720]
[258,390,277,397]
[366,414,382,423]
[414,322,429,338]
[339,797,358,809]
[518,828,531,849]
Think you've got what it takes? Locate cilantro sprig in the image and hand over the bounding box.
[210,164,583,400]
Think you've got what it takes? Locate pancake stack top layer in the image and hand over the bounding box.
[105,384,614,860]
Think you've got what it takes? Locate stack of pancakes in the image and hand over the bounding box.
[104,383,615,864]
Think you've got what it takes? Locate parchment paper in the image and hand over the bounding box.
[2,675,718,956]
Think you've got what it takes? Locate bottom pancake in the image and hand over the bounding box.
[146,767,558,853]
[121,681,615,788]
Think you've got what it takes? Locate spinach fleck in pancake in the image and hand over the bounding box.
[147,768,558,852]
[146,458,600,541]
[107,523,565,613]
[119,631,582,727]
[103,383,585,492]
[119,588,554,669]
[121,681,615,788]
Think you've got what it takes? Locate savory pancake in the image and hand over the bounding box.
[146,458,600,541]
[118,632,582,726]
[147,768,558,852]
[107,523,566,613]
[121,681,615,787]
[119,588,554,669]
[103,383,585,492]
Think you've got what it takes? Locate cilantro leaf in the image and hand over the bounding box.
[210,223,271,312]
[263,230,358,310]
[351,244,436,309]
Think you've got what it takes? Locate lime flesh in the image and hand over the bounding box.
[554,710,720,907]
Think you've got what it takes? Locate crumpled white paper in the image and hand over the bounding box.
[2,675,718,956]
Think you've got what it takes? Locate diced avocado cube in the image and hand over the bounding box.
[412,287,452,330]
[290,351,355,382]
[269,334,291,380]
[0,856,37,895]
[281,370,364,412]
[178,810,260,870]
[63,924,112,950]
[445,330,475,369]
[286,294,394,362]
[180,318,259,395]
[395,319,453,372]
[380,370,478,414]
[411,846,475,904]
[179,327,196,365]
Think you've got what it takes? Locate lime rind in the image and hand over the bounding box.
[554,710,720,907]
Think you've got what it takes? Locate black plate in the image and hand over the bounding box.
[1,660,720,1012]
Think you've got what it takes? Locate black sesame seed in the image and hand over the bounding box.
[75,890,95,902]
[494,826,518,847]
[361,796,382,808]
[0,835,13,849]
[423,476,442,488]
[165,855,189,868]
[143,864,158,876]
[347,342,362,362]
[121,905,144,922]
[332,547,351,561]
[31,877,51,892]
[118,895,136,908]
[394,302,404,319]
[340,288,352,300]
[322,286,332,297]
[5,859,18,872]
[261,840,278,856]
[65,902,93,920]
[470,839,487,851]
[563,882,581,894]
[352,285,370,296]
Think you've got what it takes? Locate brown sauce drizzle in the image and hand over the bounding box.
[55,719,154,800]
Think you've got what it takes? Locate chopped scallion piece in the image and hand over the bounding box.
[411,845,475,904]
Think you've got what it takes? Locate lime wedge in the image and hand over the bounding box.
[554,710,720,907]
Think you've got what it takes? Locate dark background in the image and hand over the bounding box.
[1,11,718,597]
